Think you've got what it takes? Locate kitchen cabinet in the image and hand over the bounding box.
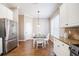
[60,4,69,27]
[0,4,13,20]
[54,38,70,56]
[0,38,2,55]
[68,4,79,27]
[60,4,79,27]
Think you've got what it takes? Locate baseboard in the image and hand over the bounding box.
[19,40,26,42]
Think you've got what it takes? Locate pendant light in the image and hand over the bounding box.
[37,10,40,27]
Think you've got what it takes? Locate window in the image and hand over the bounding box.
[51,14,60,39]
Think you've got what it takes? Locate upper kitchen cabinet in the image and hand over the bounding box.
[60,4,79,27]
[68,4,79,27]
[0,4,13,20]
[60,4,69,27]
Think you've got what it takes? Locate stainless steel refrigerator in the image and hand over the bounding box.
[0,18,17,55]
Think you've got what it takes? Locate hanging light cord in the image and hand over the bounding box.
[37,10,40,25]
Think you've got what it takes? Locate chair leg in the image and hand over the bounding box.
[42,43,44,48]
[33,44,35,48]
[33,40,35,48]
[36,42,38,48]
[43,42,44,48]
[44,41,48,48]
[43,41,46,48]
[47,41,49,45]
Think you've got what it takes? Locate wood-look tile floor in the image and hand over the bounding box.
[5,40,54,56]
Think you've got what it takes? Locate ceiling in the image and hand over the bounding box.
[2,3,61,18]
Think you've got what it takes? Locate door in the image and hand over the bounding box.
[8,20,17,39]
[68,4,79,27]
[24,22,32,40]
[60,4,69,27]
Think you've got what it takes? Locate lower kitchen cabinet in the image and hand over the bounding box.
[54,38,70,56]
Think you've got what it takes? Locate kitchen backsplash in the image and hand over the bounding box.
[60,27,79,40]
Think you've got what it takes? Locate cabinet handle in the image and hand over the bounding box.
[57,45,60,47]
[62,44,64,46]
[65,24,68,25]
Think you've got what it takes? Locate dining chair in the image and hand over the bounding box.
[36,38,44,48]
[33,39,36,48]
[44,34,50,47]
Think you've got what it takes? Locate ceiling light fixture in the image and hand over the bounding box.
[37,10,40,28]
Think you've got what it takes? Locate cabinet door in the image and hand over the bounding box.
[58,41,70,56]
[0,4,13,20]
[60,4,69,27]
[54,39,70,56]
[6,8,13,20]
[62,43,70,56]
[54,39,65,56]
[60,4,79,27]
[0,4,6,18]
[54,39,61,56]
[68,4,79,27]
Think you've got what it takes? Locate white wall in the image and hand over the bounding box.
[24,16,33,40]
[24,17,49,40]
[33,18,49,36]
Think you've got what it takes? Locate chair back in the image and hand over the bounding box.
[46,34,50,39]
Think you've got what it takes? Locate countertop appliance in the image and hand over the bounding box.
[0,18,17,55]
[69,44,79,56]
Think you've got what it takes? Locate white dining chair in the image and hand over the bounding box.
[36,39,44,48]
[44,34,50,47]
[33,39,36,48]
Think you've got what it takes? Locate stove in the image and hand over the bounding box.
[73,44,79,47]
[69,44,79,56]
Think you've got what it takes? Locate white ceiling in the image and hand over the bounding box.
[2,3,60,18]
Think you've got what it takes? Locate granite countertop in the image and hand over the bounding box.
[59,37,79,45]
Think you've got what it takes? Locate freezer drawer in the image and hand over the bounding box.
[6,39,17,53]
